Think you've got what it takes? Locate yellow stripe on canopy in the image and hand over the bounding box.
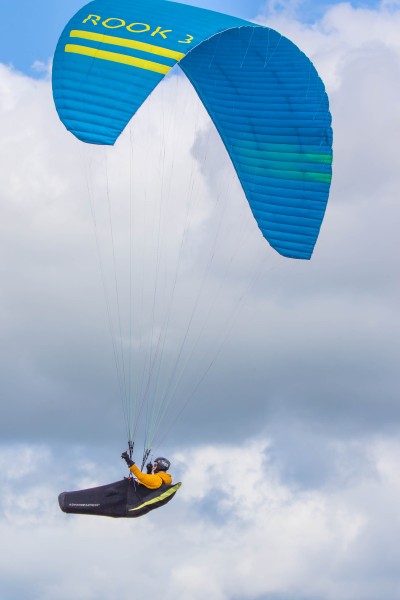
[65,44,171,74]
[69,30,185,61]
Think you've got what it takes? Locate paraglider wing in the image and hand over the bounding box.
[52,0,247,144]
[180,27,332,259]
[52,0,332,259]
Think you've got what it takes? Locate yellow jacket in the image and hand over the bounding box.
[129,463,172,489]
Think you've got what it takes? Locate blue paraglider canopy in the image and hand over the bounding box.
[53,0,332,260]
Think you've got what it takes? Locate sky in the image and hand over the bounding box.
[1,0,400,599]
[0,0,384,73]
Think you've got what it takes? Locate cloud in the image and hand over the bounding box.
[0,18,400,600]
[1,3,400,457]
[0,437,400,600]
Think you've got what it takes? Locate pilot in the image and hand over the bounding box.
[121,452,172,489]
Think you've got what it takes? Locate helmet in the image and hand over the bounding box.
[154,457,170,472]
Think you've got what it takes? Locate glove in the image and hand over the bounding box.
[121,451,134,468]
[146,462,153,474]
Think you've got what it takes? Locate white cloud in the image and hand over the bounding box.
[0,437,399,599]
[0,4,398,446]
[1,3,400,596]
